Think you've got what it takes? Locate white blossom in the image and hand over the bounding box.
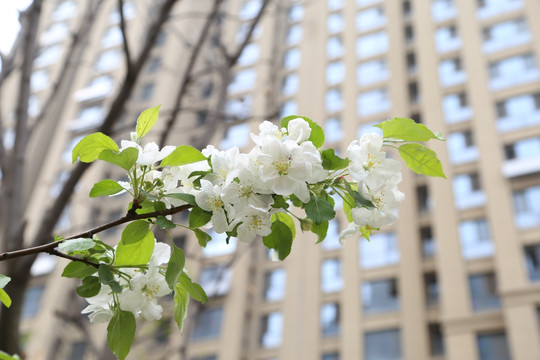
[287,118,311,143]
[195,180,231,233]
[120,140,175,166]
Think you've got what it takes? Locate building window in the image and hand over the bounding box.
[198,266,232,297]
[360,232,399,269]
[483,18,530,53]
[364,328,402,360]
[35,45,63,68]
[327,13,344,33]
[421,226,435,257]
[101,27,123,48]
[288,4,304,23]
[477,0,524,20]
[202,231,237,257]
[321,302,340,337]
[22,285,45,318]
[109,2,136,23]
[324,118,344,143]
[432,0,456,23]
[322,353,339,360]
[225,96,253,120]
[31,70,49,92]
[52,1,77,21]
[328,0,344,10]
[424,272,439,306]
[41,22,69,45]
[439,57,467,87]
[286,25,302,45]
[236,22,262,43]
[513,186,540,229]
[322,219,342,249]
[404,24,414,43]
[477,331,512,360]
[284,48,301,69]
[239,0,262,20]
[408,81,419,104]
[524,244,540,281]
[63,135,85,163]
[282,73,299,96]
[192,356,217,360]
[140,83,155,101]
[228,69,257,94]
[356,31,389,58]
[357,89,391,117]
[192,307,223,340]
[264,268,286,301]
[416,184,431,213]
[453,173,486,209]
[469,273,501,311]
[147,56,161,73]
[435,25,461,53]
[94,49,121,72]
[428,323,445,356]
[442,92,472,124]
[447,130,479,164]
[505,137,540,161]
[327,36,344,58]
[326,61,345,85]
[459,219,494,259]
[326,88,343,113]
[238,43,260,66]
[496,92,540,132]
[357,121,383,138]
[489,53,539,91]
[357,59,389,86]
[356,7,386,32]
[362,278,399,314]
[321,258,343,293]
[71,104,104,131]
[403,0,412,16]
[280,100,298,118]
[261,312,283,348]
[406,52,416,73]
[220,123,250,149]
[67,341,87,360]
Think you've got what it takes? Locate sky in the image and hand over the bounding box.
[0,0,33,54]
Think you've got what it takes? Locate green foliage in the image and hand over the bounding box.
[312,221,329,244]
[58,238,96,254]
[121,220,149,244]
[321,149,350,170]
[302,195,335,225]
[98,147,139,171]
[89,180,125,198]
[263,219,293,260]
[156,216,175,229]
[164,193,197,206]
[272,195,289,210]
[178,273,208,303]
[189,207,212,228]
[76,276,101,298]
[377,117,445,142]
[116,226,155,266]
[398,143,446,178]
[98,265,122,293]
[0,275,11,308]
[160,145,207,167]
[61,262,98,279]
[194,228,211,247]
[281,115,325,148]
[173,284,189,332]
[107,309,136,360]
[72,132,118,163]
[342,181,374,208]
[136,104,161,140]
[165,245,185,290]
[272,213,296,239]
[0,350,21,360]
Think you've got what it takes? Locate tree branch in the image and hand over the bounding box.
[117,0,133,73]
[0,204,192,262]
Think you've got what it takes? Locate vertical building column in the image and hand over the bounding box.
[505,302,540,360]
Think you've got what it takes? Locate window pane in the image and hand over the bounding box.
[321,259,343,293]
[321,303,340,337]
[477,332,511,360]
[264,268,286,301]
[469,273,500,311]
[360,232,399,269]
[192,307,223,340]
[261,312,283,348]
[365,328,401,360]
[362,278,399,313]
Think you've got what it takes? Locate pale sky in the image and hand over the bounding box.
[0,0,33,54]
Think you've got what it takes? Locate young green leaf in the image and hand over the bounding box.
[164,193,197,206]
[263,219,293,261]
[89,180,125,198]
[157,216,175,230]
[0,277,11,309]
[342,192,354,223]
[0,274,11,289]
[194,228,211,247]
[302,195,336,225]
[121,220,150,245]
[342,181,374,208]
[321,149,350,170]
[98,265,122,293]
[174,284,189,332]
[272,213,296,239]
[189,207,212,228]
[312,221,329,244]
[398,143,446,178]
[76,276,101,297]
[61,261,98,279]
[376,117,445,142]
[280,115,325,148]
[116,229,155,266]
[178,273,208,303]
[0,350,20,359]
[160,145,207,167]
[107,309,136,360]
[272,195,289,210]
[59,238,96,253]
[165,246,186,290]
[98,147,139,171]
[136,104,161,140]
[72,132,118,163]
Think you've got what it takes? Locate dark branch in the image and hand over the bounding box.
[117,0,133,72]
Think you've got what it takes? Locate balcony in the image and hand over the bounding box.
[436,37,462,54]
[73,82,113,103]
[490,69,540,91]
[444,106,473,124]
[477,0,523,20]
[497,110,540,133]
[432,2,457,22]
[502,155,540,178]
[440,70,467,88]
[450,146,479,165]
[456,191,486,210]
[483,32,531,54]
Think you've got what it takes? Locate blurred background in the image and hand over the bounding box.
[1,0,540,359]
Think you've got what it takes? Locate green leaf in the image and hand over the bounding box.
[116,228,155,266]
[76,276,101,297]
[342,192,354,223]
[302,195,336,225]
[121,220,150,245]
[173,284,189,332]
[263,219,293,261]
[165,246,185,290]
[0,274,10,289]
[134,200,155,215]
[178,273,208,303]
[157,216,175,229]
[189,207,212,228]
[0,289,11,308]
[136,104,161,140]
[194,228,211,247]
[281,115,325,148]
[98,147,139,171]
[272,195,289,210]
[312,221,329,244]
[72,132,118,164]
[59,238,96,254]
[153,201,167,212]
[398,143,446,178]
[89,180,125,198]
[343,181,374,208]
[160,145,207,167]
[164,193,197,206]
[376,117,445,142]
[107,309,136,360]
[61,262,98,279]
[0,350,20,359]
[321,149,350,170]
[272,213,296,239]
[98,265,122,293]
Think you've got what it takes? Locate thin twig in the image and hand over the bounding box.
[117,0,133,72]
